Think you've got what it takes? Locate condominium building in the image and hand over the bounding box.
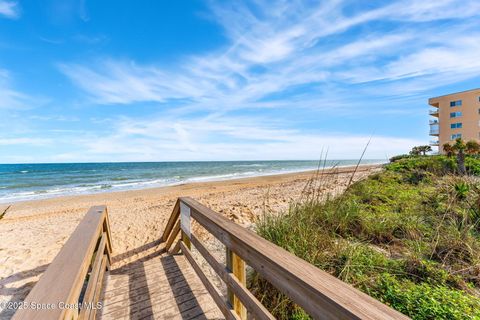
[429,88,480,153]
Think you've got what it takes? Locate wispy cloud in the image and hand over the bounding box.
[6,109,421,162]
[45,0,480,161]
[388,0,480,21]
[60,0,480,110]
[58,60,205,105]
[0,69,31,109]
[0,137,51,146]
[0,0,19,19]
[52,113,421,162]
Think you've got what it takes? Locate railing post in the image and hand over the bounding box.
[182,231,191,249]
[226,248,247,319]
[180,201,192,250]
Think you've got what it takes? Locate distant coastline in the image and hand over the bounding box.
[0,160,385,203]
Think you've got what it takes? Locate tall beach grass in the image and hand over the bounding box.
[249,155,480,319]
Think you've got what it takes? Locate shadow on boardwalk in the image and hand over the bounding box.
[99,242,222,319]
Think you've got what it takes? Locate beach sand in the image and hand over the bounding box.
[0,164,381,318]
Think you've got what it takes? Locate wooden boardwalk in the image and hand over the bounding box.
[99,253,223,320]
[13,199,410,320]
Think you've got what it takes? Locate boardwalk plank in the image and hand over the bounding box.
[98,255,223,320]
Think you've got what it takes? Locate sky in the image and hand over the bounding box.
[1,0,480,163]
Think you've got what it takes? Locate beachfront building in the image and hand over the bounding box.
[429,88,480,153]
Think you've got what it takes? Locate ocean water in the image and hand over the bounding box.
[0,160,384,203]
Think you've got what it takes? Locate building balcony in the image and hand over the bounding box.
[430,140,439,146]
[429,119,439,135]
[429,109,439,117]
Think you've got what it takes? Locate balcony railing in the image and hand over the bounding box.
[429,120,439,125]
[430,140,439,146]
[429,109,439,116]
[429,128,439,135]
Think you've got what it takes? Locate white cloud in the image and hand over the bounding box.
[0,70,31,109]
[77,132,420,161]
[389,0,480,22]
[386,38,480,79]
[59,0,480,112]
[47,0,479,162]
[0,0,19,19]
[0,137,51,146]
[58,60,207,105]
[54,114,422,162]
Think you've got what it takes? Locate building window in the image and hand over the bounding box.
[450,123,462,129]
[450,111,462,118]
[450,100,462,107]
[451,133,462,140]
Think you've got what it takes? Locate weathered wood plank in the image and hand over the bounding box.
[182,230,191,250]
[103,212,114,266]
[90,255,107,319]
[180,197,409,320]
[13,206,108,320]
[226,248,247,319]
[165,219,181,252]
[102,269,196,306]
[99,255,222,320]
[162,199,180,241]
[190,234,274,320]
[79,233,107,319]
[110,254,178,275]
[181,242,241,320]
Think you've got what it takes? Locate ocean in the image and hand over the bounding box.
[0,160,384,203]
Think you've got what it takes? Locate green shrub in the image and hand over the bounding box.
[386,155,480,176]
[250,155,480,319]
[390,154,412,162]
[466,157,480,175]
[386,156,456,175]
[372,274,480,320]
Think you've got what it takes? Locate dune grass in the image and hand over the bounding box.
[249,156,480,319]
[0,205,9,220]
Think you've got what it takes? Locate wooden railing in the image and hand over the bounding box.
[163,197,410,320]
[13,206,113,320]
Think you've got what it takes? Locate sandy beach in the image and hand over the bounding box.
[0,164,381,318]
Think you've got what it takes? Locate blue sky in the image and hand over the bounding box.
[1,0,479,163]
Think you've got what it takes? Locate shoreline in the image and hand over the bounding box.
[0,160,385,204]
[0,162,385,206]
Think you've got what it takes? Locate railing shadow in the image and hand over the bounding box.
[161,255,208,320]
[100,240,211,319]
[112,238,164,264]
[99,242,164,319]
[0,264,49,319]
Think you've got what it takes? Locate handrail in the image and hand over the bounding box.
[163,197,410,320]
[13,206,113,320]
[162,200,180,242]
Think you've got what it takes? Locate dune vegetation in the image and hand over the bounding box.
[249,154,480,319]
